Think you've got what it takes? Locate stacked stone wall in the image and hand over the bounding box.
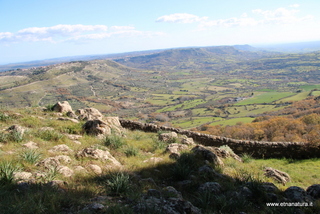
[119,119,320,159]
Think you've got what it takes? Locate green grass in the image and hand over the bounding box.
[279,91,310,102]
[209,117,255,126]
[172,116,220,128]
[235,92,295,105]
[300,84,320,91]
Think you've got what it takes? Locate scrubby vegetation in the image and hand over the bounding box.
[0,106,319,213]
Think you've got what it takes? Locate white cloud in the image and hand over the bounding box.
[252,7,313,25]
[156,13,208,23]
[160,5,314,31]
[290,4,300,8]
[0,24,163,44]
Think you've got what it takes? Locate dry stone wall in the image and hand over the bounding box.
[119,119,320,159]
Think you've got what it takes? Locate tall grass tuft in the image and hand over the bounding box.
[106,171,131,195]
[20,149,42,164]
[0,161,21,185]
[124,145,139,157]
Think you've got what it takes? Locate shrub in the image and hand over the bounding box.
[104,135,126,149]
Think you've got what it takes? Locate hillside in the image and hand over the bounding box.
[0,104,319,213]
[0,46,319,131]
[114,46,270,71]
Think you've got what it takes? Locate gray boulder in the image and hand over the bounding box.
[263,167,290,185]
[52,101,73,113]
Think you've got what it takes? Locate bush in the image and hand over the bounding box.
[104,135,126,149]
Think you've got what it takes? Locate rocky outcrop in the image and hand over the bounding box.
[306,184,320,199]
[82,117,124,136]
[76,147,121,167]
[133,186,201,214]
[159,132,178,143]
[191,145,224,166]
[52,101,73,113]
[76,108,103,121]
[119,119,320,159]
[263,167,291,185]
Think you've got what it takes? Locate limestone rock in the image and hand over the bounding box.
[65,134,82,140]
[143,157,164,164]
[76,147,121,167]
[213,147,243,162]
[82,119,110,136]
[49,144,73,153]
[53,101,73,113]
[263,167,290,185]
[159,132,178,142]
[166,143,188,154]
[58,117,79,123]
[180,137,195,145]
[57,166,74,177]
[55,155,72,164]
[13,172,33,181]
[76,108,103,121]
[36,157,60,168]
[88,164,102,174]
[23,141,39,149]
[74,166,88,174]
[191,145,224,166]
[82,117,124,137]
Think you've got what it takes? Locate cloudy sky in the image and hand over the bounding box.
[1,0,319,64]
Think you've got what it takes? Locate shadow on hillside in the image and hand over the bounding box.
[1,155,319,214]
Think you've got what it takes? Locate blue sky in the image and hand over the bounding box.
[1,0,319,64]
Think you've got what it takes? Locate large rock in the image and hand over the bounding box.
[82,117,124,136]
[213,147,243,162]
[48,144,73,153]
[159,132,178,143]
[53,101,73,113]
[57,166,74,177]
[191,145,224,166]
[166,143,188,158]
[306,184,320,199]
[76,108,103,121]
[263,167,290,185]
[198,182,222,194]
[76,147,121,167]
[284,186,313,202]
[133,186,201,214]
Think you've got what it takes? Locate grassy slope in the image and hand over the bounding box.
[0,107,319,213]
